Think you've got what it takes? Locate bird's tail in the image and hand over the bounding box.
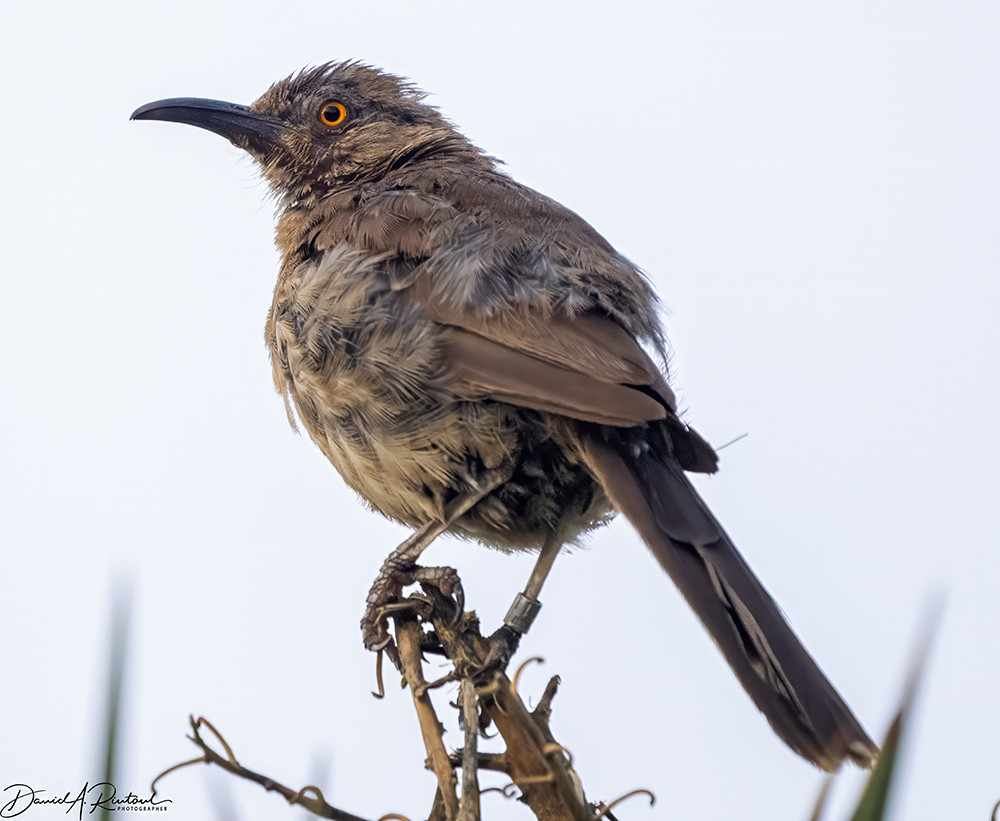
[580,427,878,770]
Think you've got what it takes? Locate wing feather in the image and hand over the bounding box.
[398,276,678,425]
[439,326,668,426]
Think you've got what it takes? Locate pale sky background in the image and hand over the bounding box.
[2,2,998,820]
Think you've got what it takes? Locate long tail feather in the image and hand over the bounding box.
[581,430,877,770]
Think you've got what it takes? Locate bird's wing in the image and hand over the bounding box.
[398,275,675,427]
[343,185,715,468]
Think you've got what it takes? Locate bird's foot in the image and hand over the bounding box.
[475,624,523,677]
[361,561,464,662]
[466,591,540,678]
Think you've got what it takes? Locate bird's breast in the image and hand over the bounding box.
[265,245,516,527]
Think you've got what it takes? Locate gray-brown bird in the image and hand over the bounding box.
[132,61,877,770]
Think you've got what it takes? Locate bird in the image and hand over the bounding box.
[132,61,877,770]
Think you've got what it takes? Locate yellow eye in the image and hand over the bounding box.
[319,101,347,127]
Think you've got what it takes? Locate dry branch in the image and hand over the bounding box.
[414,585,592,821]
[151,575,655,820]
[150,716,370,821]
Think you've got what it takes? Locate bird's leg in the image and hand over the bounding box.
[361,466,511,656]
[481,522,566,672]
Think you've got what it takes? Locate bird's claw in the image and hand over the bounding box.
[361,563,465,654]
[414,565,464,625]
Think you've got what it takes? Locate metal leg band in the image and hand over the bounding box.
[503,592,542,634]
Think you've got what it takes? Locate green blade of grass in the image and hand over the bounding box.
[96,578,132,821]
[848,598,942,821]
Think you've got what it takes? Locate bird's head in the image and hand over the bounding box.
[132,62,486,205]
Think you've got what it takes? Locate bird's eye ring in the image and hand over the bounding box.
[319,101,348,127]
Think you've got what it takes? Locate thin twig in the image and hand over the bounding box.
[512,657,545,694]
[593,789,656,819]
[372,648,386,699]
[151,716,371,821]
[458,678,480,821]
[447,752,508,774]
[395,618,459,820]
[532,677,561,727]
